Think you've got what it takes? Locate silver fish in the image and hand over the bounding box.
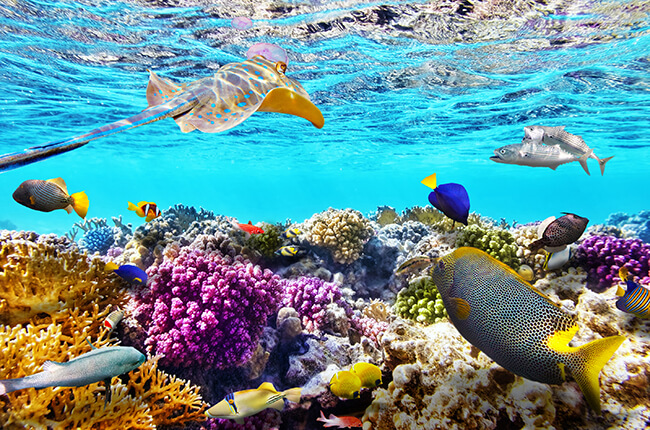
[0,343,145,407]
[523,126,614,176]
[490,141,590,174]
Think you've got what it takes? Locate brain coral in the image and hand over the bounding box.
[455,224,520,270]
[0,230,127,325]
[304,208,374,264]
[132,235,283,368]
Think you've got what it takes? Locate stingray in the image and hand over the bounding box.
[0,56,324,172]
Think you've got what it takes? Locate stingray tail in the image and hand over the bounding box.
[597,156,614,176]
[0,90,200,173]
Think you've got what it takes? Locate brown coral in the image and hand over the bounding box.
[0,230,127,325]
[304,208,374,264]
[0,305,206,429]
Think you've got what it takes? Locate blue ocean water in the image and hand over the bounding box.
[0,0,648,235]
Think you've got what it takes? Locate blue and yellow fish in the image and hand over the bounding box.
[281,227,303,239]
[615,268,650,318]
[128,201,161,222]
[12,177,89,219]
[275,245,306,257]
[329,370,362,400]
[105,262,148,286]
[421,173,470,225]
[430,247,625,413]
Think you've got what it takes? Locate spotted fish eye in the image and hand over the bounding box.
[275,61,287,74]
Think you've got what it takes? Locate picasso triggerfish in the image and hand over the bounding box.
[430,247,625,413]
[421,173,470,225]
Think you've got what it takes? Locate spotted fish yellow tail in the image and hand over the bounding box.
[550,327,625,414]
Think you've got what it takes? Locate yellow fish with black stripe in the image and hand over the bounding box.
[429,247,625,414]
[205,382,301,424]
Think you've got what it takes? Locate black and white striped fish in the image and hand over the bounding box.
[12,177,89,218]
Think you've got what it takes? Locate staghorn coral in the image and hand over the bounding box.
[132,235,283,368]
[574,235,650,292]
[304,208,374,264]
[0,305,206,429]
[0,230,127,325]
[455,224,521,270]
[393,276,447,324]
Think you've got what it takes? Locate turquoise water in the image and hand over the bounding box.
[0,0,649,235]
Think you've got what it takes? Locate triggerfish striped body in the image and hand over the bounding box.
[430,247,625,413]
[615,275,650,319]
[128,201,161,222]
[12,177,89,218]
[421,173,470,225]
[105,262,148,286]
[205,382,301,424]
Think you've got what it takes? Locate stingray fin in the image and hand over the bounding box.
[146,70,190,108]
[257,88,324,129]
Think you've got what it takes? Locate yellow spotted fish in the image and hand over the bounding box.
[350,362,382,389]
[430,247,625,414]
[329,370,362,399]
[205,382,301,424]
[0,56,324,172]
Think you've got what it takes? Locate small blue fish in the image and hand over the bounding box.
[421,173,470,225]
[105,262,148,286]
[616,278,650,319]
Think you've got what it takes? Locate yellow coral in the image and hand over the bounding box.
[304,208,374,264]
[0,230,127,325]
[0,305,206,429]
[363,299,391,322]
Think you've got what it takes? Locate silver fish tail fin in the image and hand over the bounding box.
[0,377,27,395]
[0,94,198,173]
[578,150,592,176]
[597,156,614,176]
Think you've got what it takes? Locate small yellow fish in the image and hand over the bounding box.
[395,256,434,276]
[127,201,161,222]
[350,362,382,389]
[329,370,361,400]
[205,382,301,424]
[275,245,306,257]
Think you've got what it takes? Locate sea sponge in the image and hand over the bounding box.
[393,276,447,324]
[304,208,374,264]
[0,305,205,429]
[0,230,127,325]
[455,224,521,270]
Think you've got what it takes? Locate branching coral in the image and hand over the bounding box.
[574,235,650,291]
[455,224,521,270]
[0,230,127,325]
[304,208,374,264]
[132,236,283,368]
[0,305,206,429]
[393,276,447,324]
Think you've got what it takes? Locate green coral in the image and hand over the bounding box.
[375,206,400,226]
[455,224,520,270]
[394,276,447,324]
[246,223,285,258]
[400,206,491,233]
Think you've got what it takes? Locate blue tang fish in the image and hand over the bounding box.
[105,262,148,286]
[421,173,470,225]
[430,247,625,413]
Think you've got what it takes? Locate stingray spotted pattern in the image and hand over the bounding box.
[0,56,324,172]
[430,247,625,414]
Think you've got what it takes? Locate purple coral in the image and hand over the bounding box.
[575,235,650,291]
[281,277,348,333]
[132,246,283,368]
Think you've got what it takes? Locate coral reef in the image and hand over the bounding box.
[131,234,283,368]
[0,305,205,430]
[304,208,374,264]
[574,235,650,291]
[605,210,650,243]
[374,206,400,226]
[455,224,521,270]
[393,276,448,324]
[511,223,547,275]
[0,230,127,325]
[281,276,350,333]
[246,222,285,259]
